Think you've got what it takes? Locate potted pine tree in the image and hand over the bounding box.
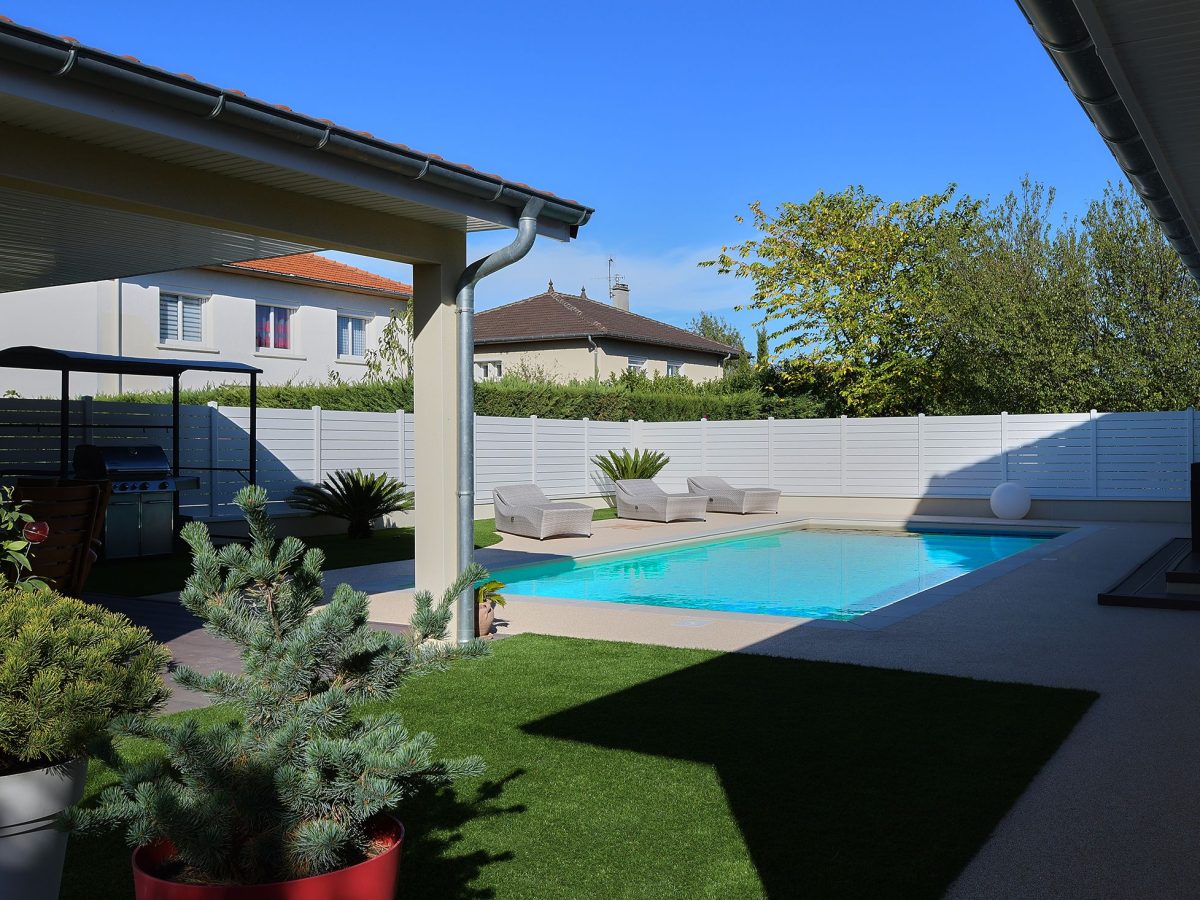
[0,586,169,900]
[66,485,489,899]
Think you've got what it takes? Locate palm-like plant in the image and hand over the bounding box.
[591,448,670,506]
[289,469,414,539]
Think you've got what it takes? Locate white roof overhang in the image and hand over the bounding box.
[0,20,593,292]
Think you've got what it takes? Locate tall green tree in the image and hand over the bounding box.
[706,179,1200,415]
[687,311,745,352]
[1084,181,1200,411]
[687,310,748,374]
[755,326,770,366]
[702,185,984,415]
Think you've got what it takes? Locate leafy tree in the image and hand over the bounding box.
[687,311,745,353]
[935,179,1097,414]
[707,179,1200,415]
[703,185,984,415]
[1084,181,1200,411]
[364,303,413,381]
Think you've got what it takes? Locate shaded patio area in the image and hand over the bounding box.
[90,593,409,712]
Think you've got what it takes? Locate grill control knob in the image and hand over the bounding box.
[159,481,169,490]
[139,482,148,491]
[119,482,129,491]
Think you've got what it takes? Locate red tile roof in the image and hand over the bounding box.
[475,284,743,357]
[222,254,411,297]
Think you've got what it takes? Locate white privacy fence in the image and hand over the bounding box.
[0,399,1194,518]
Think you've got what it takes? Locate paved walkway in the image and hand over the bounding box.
[101,512,1200,897]
[92,594,409,712]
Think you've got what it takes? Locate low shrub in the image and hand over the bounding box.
[0,587,170,774]
[289,469,414,539]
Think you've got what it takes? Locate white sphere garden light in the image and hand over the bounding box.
[990,481,1031,520]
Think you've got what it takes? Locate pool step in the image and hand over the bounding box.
[1098,538,1200,610]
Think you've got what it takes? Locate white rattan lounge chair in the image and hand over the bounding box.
[687,476,781,514]
[614,479,708,523]
[493,484,593,540]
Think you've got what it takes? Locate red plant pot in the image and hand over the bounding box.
[131,817,404,900]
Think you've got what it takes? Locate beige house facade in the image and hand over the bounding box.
[473,282,739,383]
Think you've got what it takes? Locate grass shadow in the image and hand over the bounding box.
[397,769,527,899]
[523,651,1096,899]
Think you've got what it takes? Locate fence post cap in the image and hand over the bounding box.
[312,405,321,411]
[207,400,218,408]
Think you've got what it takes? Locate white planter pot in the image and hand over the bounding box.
[0,757,88,900]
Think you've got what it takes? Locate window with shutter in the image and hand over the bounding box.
[159,293,205,344]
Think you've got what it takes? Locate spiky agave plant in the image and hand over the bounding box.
[288,469,414,539]
[65,485,488,885]
[591,448,670,506]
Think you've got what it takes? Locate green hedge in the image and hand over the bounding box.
[99,376,805,422]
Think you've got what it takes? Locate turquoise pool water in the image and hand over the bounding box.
[496,527,1052,620]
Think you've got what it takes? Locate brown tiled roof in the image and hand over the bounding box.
[475,284,743,357]
[221,254,411,297]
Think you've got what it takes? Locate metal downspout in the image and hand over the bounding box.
[456,198,545,643]
[587,334,598,381]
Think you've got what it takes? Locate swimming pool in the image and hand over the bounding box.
[495,526,1053,620]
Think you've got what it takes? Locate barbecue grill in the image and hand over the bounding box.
[73,444,200,558]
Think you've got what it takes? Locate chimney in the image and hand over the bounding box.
[611,280,630,312]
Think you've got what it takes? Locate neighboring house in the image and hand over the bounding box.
[473,281,741,383]
[0,254,411,397]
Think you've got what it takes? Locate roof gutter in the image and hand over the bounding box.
[1015,0,1200,281]
[0,21,594,236]
[454,197,544,644]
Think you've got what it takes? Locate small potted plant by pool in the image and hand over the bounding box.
[65,486,489,900]
[0,585,169,900]
[475,578,507,637]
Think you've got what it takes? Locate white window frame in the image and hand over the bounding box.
[158,291,207,346]
[255,303,299,354]
[627,356,647,372]
[474,359,503,381]
[336,313,370,361]
[666,362,684,377]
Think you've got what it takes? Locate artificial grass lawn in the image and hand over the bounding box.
[62,633,1095,899]
[85,509,618,597]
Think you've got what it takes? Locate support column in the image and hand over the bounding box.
[412,236,468,605]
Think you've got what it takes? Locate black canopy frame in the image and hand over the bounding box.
[0,347,262,522]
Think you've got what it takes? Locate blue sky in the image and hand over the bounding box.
[8,2,1120,348]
